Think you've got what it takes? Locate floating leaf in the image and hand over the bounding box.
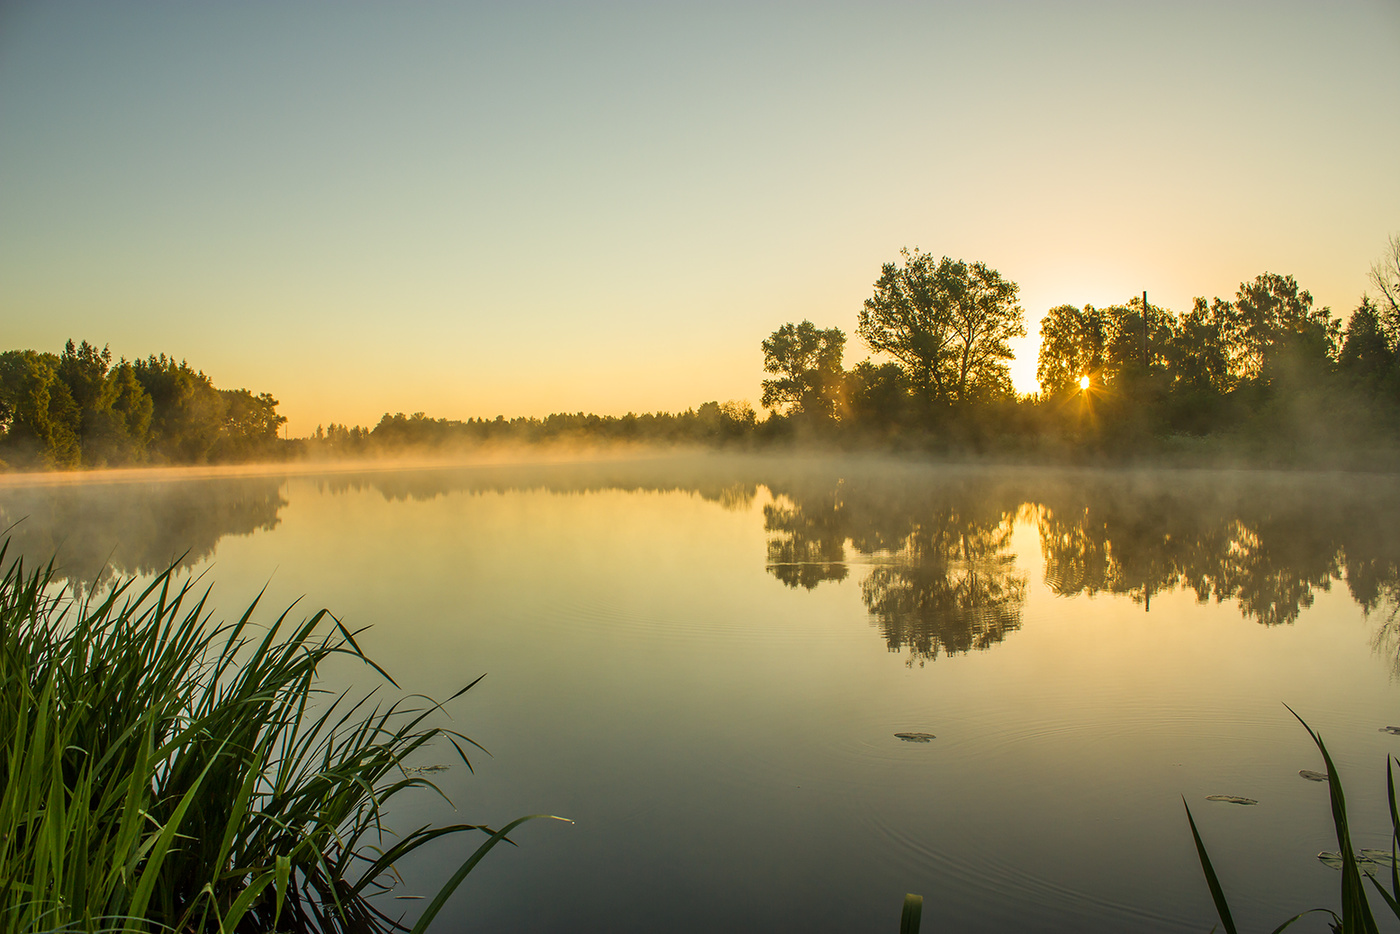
[895,732,936,742]
[1320,851,1348,869]
[1379,727,1400,736]
[1360,849,1398,868]
[1205,795,1258,805]
[1300,770,1330,782]
[1318,850,1396,872]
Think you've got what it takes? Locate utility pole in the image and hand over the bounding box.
[1142,290,1148,368]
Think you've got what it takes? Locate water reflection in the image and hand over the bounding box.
[757,466,1400,664]
[762,473,1028,664]
[0,477,285,594]
[2,460,1398,668]
[1034,474,1396,627]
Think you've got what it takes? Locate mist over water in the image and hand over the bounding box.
[3,453,1398,932]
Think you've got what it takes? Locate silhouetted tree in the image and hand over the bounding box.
[1166,297,1235,395]
[859,249,1024,405]
[1341,296,1395,389]
[760,321,847,423]
[1231,273,1339,384]
[1036,303,1111,396]
[844,360,914,433]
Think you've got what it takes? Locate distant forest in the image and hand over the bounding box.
[0,342,284,469]
[3,237,1398,470]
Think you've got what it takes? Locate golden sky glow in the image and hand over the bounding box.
[2,2,1398,434]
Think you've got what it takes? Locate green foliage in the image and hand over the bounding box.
[0,542,554,932]
[859,249,1024,405]
[1036,303,1110,395]
[760,321,847,422]
[0,351,81,469]
[1341,298,1397,392]
[131,355,229,463]
[844,361,914,435]
[0,342,287,470]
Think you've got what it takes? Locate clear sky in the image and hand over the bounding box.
[2,1,1397,435]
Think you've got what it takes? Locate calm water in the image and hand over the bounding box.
[3,455,1399,933]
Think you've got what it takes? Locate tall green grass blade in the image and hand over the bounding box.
[1366,757,1400,920]
[1286,705,1381,934]
[408,814,572,934]
[125,749,221,931]
[1184,798,1239,934]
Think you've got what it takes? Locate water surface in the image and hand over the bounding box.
[3,456,1398,933]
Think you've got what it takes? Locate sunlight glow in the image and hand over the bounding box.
[1078,375,1091,391]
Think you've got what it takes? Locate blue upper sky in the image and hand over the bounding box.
[2,1,1397,432]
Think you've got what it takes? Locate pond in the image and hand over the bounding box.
[3,455,1398,933]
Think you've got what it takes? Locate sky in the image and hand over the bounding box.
[2,1,1398,435]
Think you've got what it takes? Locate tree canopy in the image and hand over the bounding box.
[0,341,284,469]
[760,320,846,422]
[858,249,1024,405]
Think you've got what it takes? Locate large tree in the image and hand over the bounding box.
[760,321,846,421]
[1036,303,1110,396]
[1165,297,1234,394]
[859,250,1024,404]
[1230,273,1338,382]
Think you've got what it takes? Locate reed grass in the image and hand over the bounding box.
[1186,705,1400,934]
[0,540,562,933]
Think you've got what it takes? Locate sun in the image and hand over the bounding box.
[1078,375,1091,391]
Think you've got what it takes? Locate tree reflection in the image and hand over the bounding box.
[759,464,1400,666]
[1034,476,1376,626]
[763,473,1028,664]
[0,477,286,594]
[764,488,848,589]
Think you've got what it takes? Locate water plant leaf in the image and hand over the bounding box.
[1378,758,1400,919]
[1286,704,1381,934]
[1204,795,1257,805]
[1360,850,1398,868]
[894,732,936,742]
[1300,770,1329,782]
[1184,798,1239,934]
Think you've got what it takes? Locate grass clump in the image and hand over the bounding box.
[0,540,558,933]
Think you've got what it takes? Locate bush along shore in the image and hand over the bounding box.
[0,541,562,933]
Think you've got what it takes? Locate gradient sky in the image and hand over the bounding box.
[2,1,1397,435]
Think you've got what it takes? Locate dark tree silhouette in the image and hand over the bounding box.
[760,321,847,423]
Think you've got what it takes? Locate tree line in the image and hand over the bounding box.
[0,341,285,469]
[754,239,1400,457]
[6,236,1397,469]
